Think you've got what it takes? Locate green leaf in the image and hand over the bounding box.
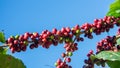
[107,61,120,68]
[0,47,8,54]
[0,54,26,68]
[95,51,120,68]
[0,32,5,43]
[117,38,120,45]
[106,0,120,17]
[96,51,120,61]
[90,55,96,61]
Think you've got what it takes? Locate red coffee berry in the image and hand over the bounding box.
[52,28,57,34]
[61,53,66,58]
[66,57,71,63]
[14,40,18,45]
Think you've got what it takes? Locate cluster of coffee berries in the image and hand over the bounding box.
[83,57,106,68]
[6,32,40,53]
[64,43,78,52]
[6,16,120,53]
[54,58,72,68]
[83,50,107,68]
[79,16,120,39]
[81,23,93,39]
[92,16,114,34]
[83,58,94,68]
[4,16,120,68]
[83,27,120,68]
[96,36,117,53]
[55,52,73,68]
[83,50,94,68]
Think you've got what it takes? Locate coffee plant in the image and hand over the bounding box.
[0,0,120,68]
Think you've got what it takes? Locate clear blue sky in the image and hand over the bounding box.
[0,0,116,68]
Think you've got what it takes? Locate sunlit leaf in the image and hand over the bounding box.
[96,51,120,61]
[106,0,120,17]
[0,32,5,43]
[0,47,8,54]
[0,54,26,68]
[107,61,120,68]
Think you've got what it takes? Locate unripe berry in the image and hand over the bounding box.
[15,35,19,40]
[54,62,58,67]
[23,41,28,46]
[68,52,73,57]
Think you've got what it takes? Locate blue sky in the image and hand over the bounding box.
[0,0,116,68]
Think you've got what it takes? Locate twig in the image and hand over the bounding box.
[0,44,8,48]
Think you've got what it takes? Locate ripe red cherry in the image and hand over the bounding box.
[42,34,48,39]
[11,47,15,53]
[74,24,80,30]
[19,35,24,41]
[21,46,27,51]
[7,37,14,43]
[24,35,29,40]
[57,59,62,65]
[61,53,66,58]
[89,50,93,54]
[14,40,18,45]
[33,32,39,38]
[46,31,51,35]
[52,28,57,34]
[66,57,71,63]
[56,30,61,35]
[24,32,30,36]
[30,35,35,40]
[30,44,35,49]
[56,65,62,68]
[65,27,71,33]
[61,27,66,33]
